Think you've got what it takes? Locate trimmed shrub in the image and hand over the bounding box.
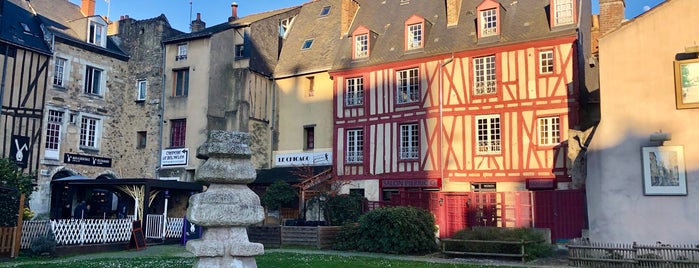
[332,223,361,250]
[354,206,437,254]
[30,230,57,256]
[324,194,366,226]
[450,227,553,260]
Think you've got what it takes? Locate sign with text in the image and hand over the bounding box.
[381,179,439,188]
[10,135,29,168]
[64,153,112,167]
[274,151,332,167]
[161,148,189,167]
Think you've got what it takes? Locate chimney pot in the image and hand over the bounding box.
[229,2,239,22]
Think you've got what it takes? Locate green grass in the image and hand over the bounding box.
[0,252,513,268]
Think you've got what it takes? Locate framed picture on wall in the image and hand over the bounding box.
[675,58,699,109]
[641,146,687,196]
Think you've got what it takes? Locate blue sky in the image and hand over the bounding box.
[71,0,666,33]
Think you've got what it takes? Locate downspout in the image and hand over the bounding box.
[270,76,276,168]
[0,45,9,117]
[156,41,166,177]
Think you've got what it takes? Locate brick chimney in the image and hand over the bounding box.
[599,0,625,36]
[340,0,359,36]
[228,2,238,22]
[446,0,462,26]
[81,0,95,16]
[191,13,206,32]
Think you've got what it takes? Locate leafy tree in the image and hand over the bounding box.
[260,180,296,212]
[0,158,36,226]
[324,194,367,226]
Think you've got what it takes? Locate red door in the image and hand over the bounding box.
[533,189,587,242]
[443,194,469,238]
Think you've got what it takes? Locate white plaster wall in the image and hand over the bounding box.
[587,0,699,244]
[338,179,380,201]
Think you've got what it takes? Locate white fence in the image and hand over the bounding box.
[145,215,164,239]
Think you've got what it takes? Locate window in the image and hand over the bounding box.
[88,21,104,46]
[176,44,187,60]
[45,110,64,159]
[307,76,315,97]
[407,23,422,50]
[345,77,364,106]
[400,123,419,160]
[80,116,99,149]
[170,119,186,148]
[355,33,369,58]
[279,17,294,38]
[480,8,497,37]
[235,44,245,58]
[473,55,496,95]
[137,80,147,101]
[397,68,419,104]
[554,0,574,26]
[349,188,365,197]
[304,126,315,150]
[302,39,314,50]
[319,6,331,16]
[173,69,189,97]
[476,115,501,154]
[84,66,103,95]
[137,131,147,149]
[539,50,554,74]
[538,116,560,145]
[346,129,363,163]
[53,58,66,87]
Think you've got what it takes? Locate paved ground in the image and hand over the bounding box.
[2,244,571,267]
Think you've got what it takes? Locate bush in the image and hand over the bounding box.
[353,206,437,254]
[30,230,57,256]
[332,223,360,250]
[324,194,366,226]
[450,227,553,260]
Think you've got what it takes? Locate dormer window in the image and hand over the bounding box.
[279,17,295,38]
[88,21,105,46]
[177,44,187,61]
[404,15,426,51]
[352,26,371,59]
[552,0,575,26]
[480,8,497,37]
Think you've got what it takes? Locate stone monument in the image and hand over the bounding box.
[186,130,265,268]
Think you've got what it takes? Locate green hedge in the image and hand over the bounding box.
[449,227,553,260]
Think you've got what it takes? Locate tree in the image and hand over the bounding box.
[260,180,296,212]
[0,158,35,226]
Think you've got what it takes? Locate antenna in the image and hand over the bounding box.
[189,0,193,31]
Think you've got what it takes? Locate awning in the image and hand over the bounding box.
[254,166,332,185]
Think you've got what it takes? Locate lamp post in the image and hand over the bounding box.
[439,57,453,189]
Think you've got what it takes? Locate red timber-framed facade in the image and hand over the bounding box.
[330,0,591,238]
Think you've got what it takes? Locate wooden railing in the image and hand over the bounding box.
[0,227,16,257]
[568,239,699,267]
[440,238,543,262]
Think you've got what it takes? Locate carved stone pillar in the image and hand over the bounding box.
[186,130,264,268]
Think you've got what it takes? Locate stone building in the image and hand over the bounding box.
[159,4,301,181]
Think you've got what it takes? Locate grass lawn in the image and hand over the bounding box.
[0,252,515,268]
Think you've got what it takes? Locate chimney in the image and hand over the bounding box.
[446,0,462,26]
[599,0,625,36]
[228,2,238,22]
[340,0,360,36]
[81,0,95,16]
[191,13,206,32]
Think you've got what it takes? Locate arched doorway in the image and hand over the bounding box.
[49,169,80,219]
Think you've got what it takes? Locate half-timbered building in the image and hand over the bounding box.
[331,0,593,238]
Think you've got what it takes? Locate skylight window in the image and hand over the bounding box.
[302,39,314,50]
[320,6,331,16]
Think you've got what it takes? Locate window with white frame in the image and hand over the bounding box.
[539,50,554,74]
[400,123,419,160]
[136,80,147,101]
[177,44,187,60]
[538,116,560,145]
[346,129,363,163]
[554,0,574,26]
[84,66,103,95]
[480,8,497,37]
[473,55,496,95]
[355,33,369,58]
[397,68,419,104]
[407,23,422,50]
[476,115,501,154]
[319,6,331,17]
[345,77,364,106]
[302,39,314,50]
[44,110,64,159]
[279,17,295,38]
[88,21,104,46]
[79,116,100,149]
[53,57,66,87]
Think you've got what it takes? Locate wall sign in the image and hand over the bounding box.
[64,153,112,167]
[274,151,332,167]
[10,135,29,168]
[161,148,189,167]
[381,179,439,188]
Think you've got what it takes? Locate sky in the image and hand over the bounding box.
[70,0,667,33]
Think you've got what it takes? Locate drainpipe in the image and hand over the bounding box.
[156,41,166,177]
[270,76,276,168]
[0,45,9,117]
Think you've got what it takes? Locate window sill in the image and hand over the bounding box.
[79,146,100,153]
[52,85,67,91]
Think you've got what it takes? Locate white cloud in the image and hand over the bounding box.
[643,5,651,11]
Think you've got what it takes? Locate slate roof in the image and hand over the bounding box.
[0,0,51,55]
[163,6,300,44]
[274,0,344,78]
[332,0,579,72]
[10,0,129,60]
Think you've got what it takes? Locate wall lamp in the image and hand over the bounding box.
[650,130,671,145]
